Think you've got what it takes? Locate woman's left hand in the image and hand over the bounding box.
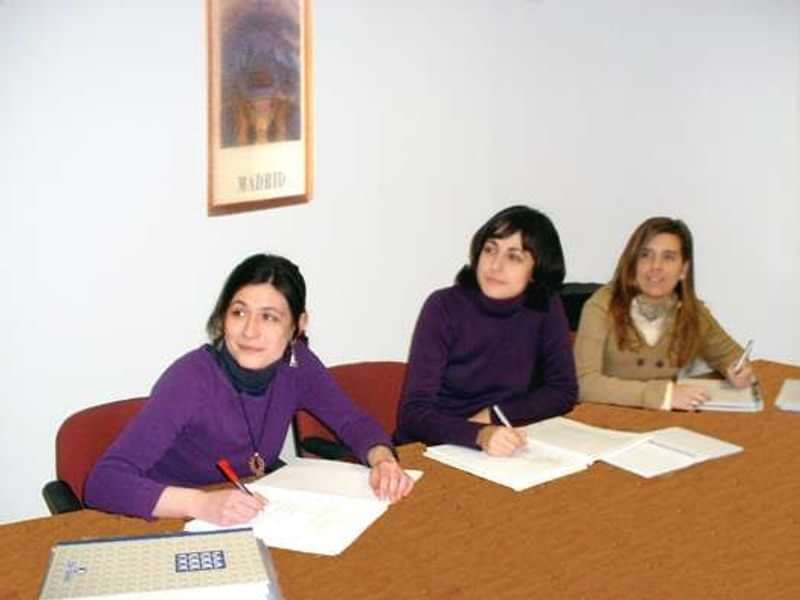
[726,362,755,389]
[367,446,415,503]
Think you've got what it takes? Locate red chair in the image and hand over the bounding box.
[42,397,147,514]
[294,362,407,460]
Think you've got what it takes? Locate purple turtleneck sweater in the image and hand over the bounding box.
[85,341,391,519]
[395,284,578,448]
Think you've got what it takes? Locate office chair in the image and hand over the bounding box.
[42,397,147,515]
[559,281,602,336]
[294,361,407,461]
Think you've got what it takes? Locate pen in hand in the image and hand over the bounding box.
[733,339,754,374]
[216,458,253,496]
[489,405,527,454]
[492,405,513,428]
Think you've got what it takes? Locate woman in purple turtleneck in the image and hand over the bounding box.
[86,254,413,525]
[395,206,578,456]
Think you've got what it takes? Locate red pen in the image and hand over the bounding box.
[216,458,253,496]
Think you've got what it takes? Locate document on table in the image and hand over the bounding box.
[425,440,590,492]
[604,427,742,478]
[524,416,652,461]
[185,459,423,556]
[424,417,650,492]
[678,377,763,412]
[775,379,800,412]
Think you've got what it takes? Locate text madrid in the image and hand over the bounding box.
[238,171,286,193]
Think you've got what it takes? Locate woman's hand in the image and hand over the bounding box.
[192,489,267,526]
[153,486,267,525]
[672,383,711,411]
[476,425,527,456]
[726,362,755,389]
[367,446,414,503]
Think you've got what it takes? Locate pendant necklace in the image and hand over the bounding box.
[237,393,269,477]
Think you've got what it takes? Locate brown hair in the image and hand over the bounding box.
[609,217,701,366]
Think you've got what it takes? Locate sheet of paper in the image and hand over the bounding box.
[679,378,763,412]
[602,439,697,478]
[252,488,388,556]
[185,460,423,556]
[604,427,742,478]
[424,441,589,492]
[523,416,651,461]
[775,379,800,412]
[251,457,384,500]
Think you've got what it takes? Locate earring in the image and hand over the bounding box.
[289,341,298,368]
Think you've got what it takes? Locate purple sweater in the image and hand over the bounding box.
[85,341,391,519]
[395,285,578,448]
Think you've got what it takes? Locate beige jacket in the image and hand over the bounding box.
[574,286,742,410]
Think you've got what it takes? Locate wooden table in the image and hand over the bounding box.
[3,360,799,599]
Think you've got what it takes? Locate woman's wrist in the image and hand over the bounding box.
[152,486,205,520]
[366,444,397,467]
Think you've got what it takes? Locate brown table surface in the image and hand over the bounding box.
[3,360,799,600]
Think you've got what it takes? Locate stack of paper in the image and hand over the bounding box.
[604,427,742,478]
[39,528,280,599]
[775,379,800,412]
[424,417,650,491]
[678,377,763,412]
[186,459,423,556]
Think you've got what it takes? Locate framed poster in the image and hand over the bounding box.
[207,0,313,215]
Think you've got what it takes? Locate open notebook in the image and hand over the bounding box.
[677,377,763,412]
[186,459,423,556]
[604,427,742,477]
[775,379,800,412]
[424,417,743,490]
[424,417,649,491]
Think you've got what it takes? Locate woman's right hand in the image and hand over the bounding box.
[477,425,527,456]
[672,383,711,411]
[193,489,267,526]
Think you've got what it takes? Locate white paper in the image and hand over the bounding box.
[678,378,763,412]
[252,457,384,500]
[604,427,742,478]
[422,417,649,492]
[775,379,800,412]
[524,416,651,461]
[424,441,588,492]
[185,459,423,556]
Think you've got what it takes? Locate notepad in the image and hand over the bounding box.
[39,528,280,600]
[775,379,800,412]
[424,417,650,492]
[603,427,742,478]
[185,459,423,556]
[424,441,590,492]
[678,377,763,412]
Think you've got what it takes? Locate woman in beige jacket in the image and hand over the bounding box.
[574,217,754,411]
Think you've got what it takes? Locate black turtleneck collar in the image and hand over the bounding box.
[208,342,279,396]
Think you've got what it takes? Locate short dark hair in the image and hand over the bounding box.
[206,254,307,344]
[456,205,566,309]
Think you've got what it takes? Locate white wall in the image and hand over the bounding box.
[1,0,797,523]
